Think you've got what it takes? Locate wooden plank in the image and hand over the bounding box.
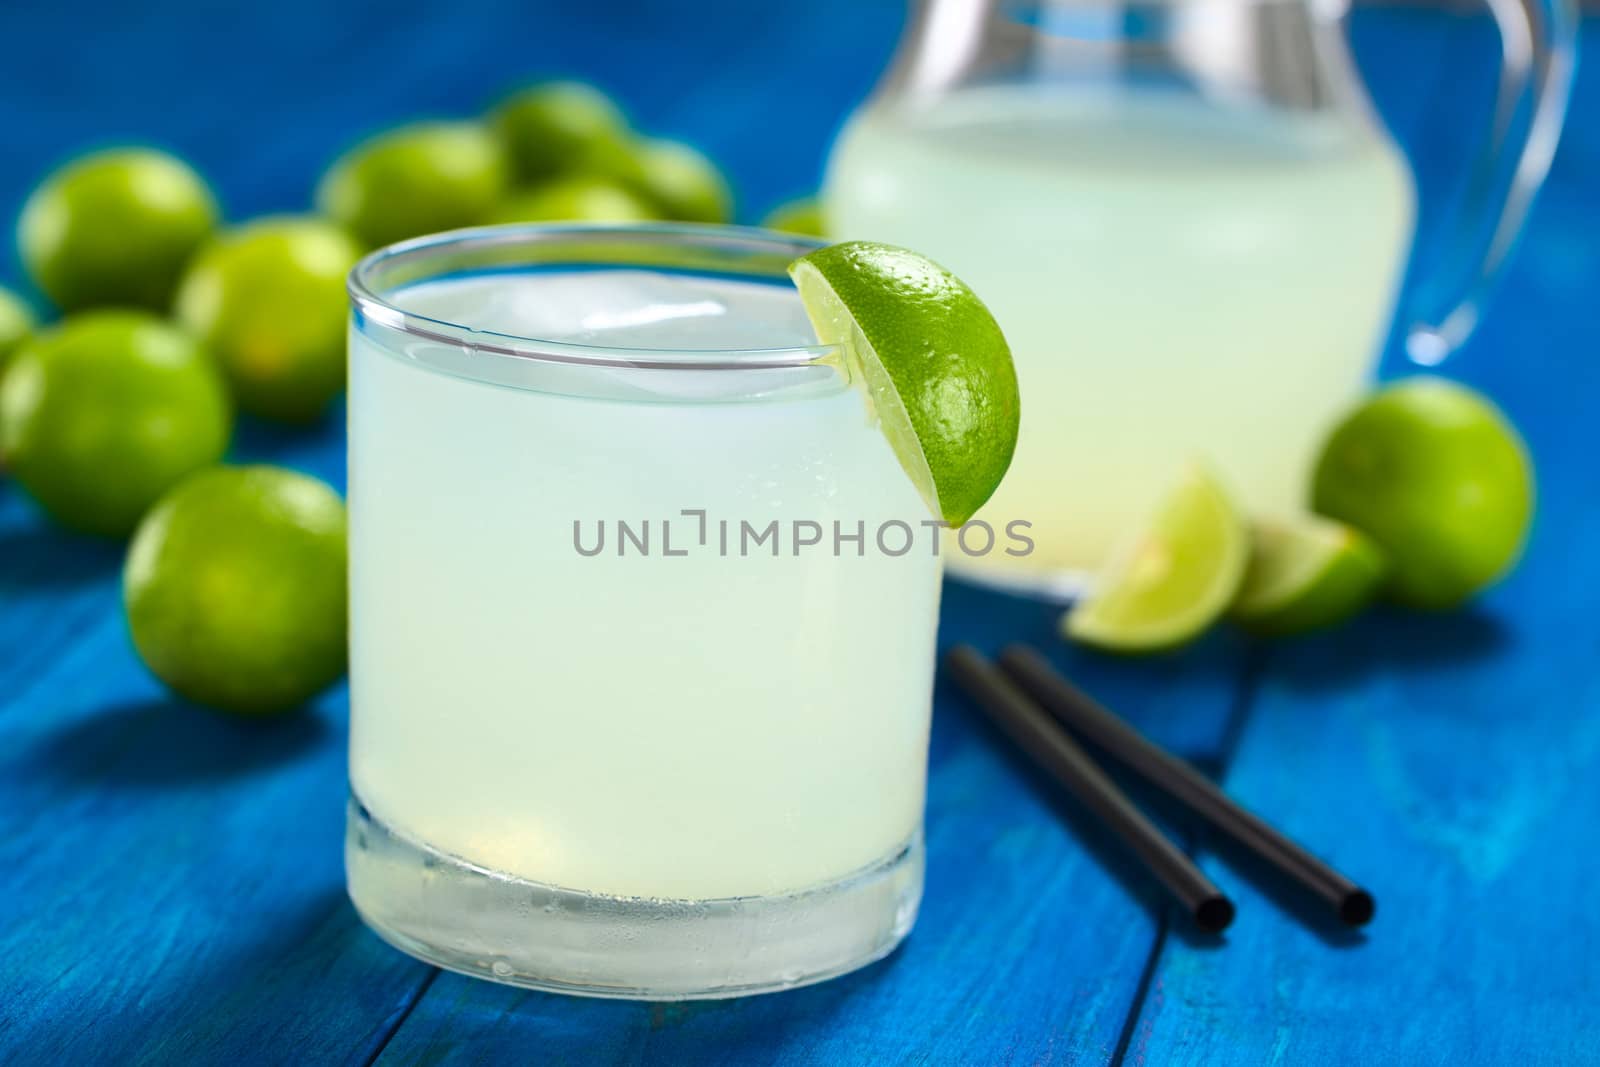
[0,1,906,237]
[0,416,398,1062]
[0,616,434,1064]
[1126,25,1600,1062]
[0,489,125,699]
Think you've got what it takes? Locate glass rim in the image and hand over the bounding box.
[347,222,838,372]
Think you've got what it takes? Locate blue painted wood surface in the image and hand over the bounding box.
[1,4,1595,1063]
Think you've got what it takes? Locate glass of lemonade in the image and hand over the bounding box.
[344,224,940,999]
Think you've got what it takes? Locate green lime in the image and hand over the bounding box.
[492,81,638,183]
[174,216,362,423]
[763,198,825,238]
[1230,516,1386,635]
[124,465,347,716]
[489,177,661,224]
[18,148,218,312]
[1065,464,1248,652]
[631,139,732,223]
[316,122,508,249]
[789,241,1019,527]
[0,286,36,374]
[1312,376,1533,610]
[0,311,231,536]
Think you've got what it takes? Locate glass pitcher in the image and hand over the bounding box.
[825,0,1576,595]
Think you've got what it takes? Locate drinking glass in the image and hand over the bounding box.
[344,224,938,999]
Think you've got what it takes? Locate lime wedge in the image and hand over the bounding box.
[1064,464,1247,652]
[1230,516,1386,635]
[789,242,1019,526]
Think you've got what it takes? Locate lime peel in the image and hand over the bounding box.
[788,241,1019,527]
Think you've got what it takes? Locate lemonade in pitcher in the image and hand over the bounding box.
[830,90,1413,577]
[826,0,1573,590]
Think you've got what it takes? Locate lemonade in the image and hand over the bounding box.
[345,228,944,998]
[827,88,1415,584]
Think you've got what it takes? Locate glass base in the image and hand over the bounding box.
[345,797,924,1000]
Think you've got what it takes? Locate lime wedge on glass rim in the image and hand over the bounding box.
[788,241,1020,527]
[1065,463,1248,652]
[1230,516,1386,635]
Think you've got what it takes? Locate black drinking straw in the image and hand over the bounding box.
[998,644,1375,928]
[946,646,1235,933]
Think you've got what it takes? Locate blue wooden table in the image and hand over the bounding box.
[3,4,1597,1063]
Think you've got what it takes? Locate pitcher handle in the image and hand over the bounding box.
[1404,0,1579,365]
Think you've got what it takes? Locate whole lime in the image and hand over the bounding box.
[492,81,638,183]
[632,139,732,223]
[0,311,232,536]
[175,217,362,422]
[489,177,660,224]
[0,286,35,373]
[316,122,508,249]
[18,148,218,312]
[124,465,347,716]
[1312,376,1533,609]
